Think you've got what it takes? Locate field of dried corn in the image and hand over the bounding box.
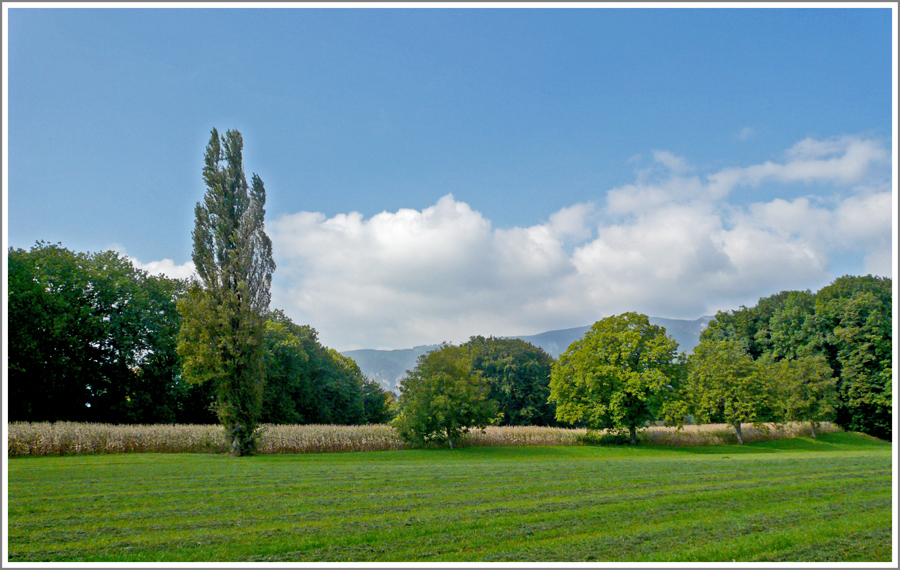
[6,421,840,456]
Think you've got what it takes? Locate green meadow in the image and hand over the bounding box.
[6,432,892,563]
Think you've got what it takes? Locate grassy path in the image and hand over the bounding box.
[6,432,893,562]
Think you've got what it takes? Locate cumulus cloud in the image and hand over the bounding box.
[707,135,889,197]
[128,257,197,280]
[270,194,583,349]
[263,135,891,351]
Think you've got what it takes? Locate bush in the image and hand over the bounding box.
[580,431,634,446]
[393,345,499,449]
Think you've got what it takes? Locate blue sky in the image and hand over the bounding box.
[5,5,896,350]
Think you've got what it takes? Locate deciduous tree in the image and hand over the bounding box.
[757,290,816,361]
[685,339,773,444]
[548,313,681,445]
[8,243,189,423]
[462,336,557,426]
[765,354,837,438]
[393,345,498,448]
[260,310,392,425]
[177,128,275,456]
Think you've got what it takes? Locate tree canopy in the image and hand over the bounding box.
[8,242,192,424]
[685,339,774,444]
[177,128,276,456]
[261,310,394,425]
[548,313,681,445]
[393,345,499,448]
[462,336,557,426]
[701,275,891,440]
[7,242,389,429]
[766,354,837,438]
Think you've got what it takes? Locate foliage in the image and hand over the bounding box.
[177,128,276,456]
[756,290,817,360]
[7,241,387,431]
[701,290,795,358]
[580,431,633,446]
[260,310,394,425]
[361,378,397,425]
[700,275,892,441]
[548,313,681,445]
[7,243,193,424]
[324,349,370,424]
[685,339,775,444]
[461,336,557,426]
[824,289,892,439]
[764,354,837,437]
[393,345,499,448]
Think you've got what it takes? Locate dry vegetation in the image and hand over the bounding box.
[638,422,841,446]
[6,421,840,457]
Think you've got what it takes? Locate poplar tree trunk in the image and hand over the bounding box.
[629,425,638,445]
[810,421,817,439]
[230,424,253,457]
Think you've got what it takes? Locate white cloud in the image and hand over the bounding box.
[707,135,889,197]
[651,150,692,175]
[270,194,582,350]
[129,257,197,281]
[265,135,891,351]
[606,175,707,215]
[833,191,893,247]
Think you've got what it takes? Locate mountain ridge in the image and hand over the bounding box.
[341,316,713,393]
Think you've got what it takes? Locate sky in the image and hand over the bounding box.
[4,4,896,351]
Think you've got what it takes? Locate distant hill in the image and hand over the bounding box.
[340,345,441,393]
[515,316,713,359]
[341,316,712,393]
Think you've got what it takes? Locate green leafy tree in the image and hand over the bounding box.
[324,349,369,425]
[701,276,891,441]
[702,291,794,358]
[765,354,837,438]
[177,128,276,456]
[8,243,189,423]
[758,290,816,361]
[8,243,97,421]
[260,313,310,425]
[548,313,681,445]
[361,378,397,424]
[393,345,499,448]
[807,276,892,440]
[685,339,773,444]
[260,310,390,425]
[830,291,892,439]
[462,336,557,426]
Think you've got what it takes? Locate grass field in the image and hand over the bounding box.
[6,432,893,563]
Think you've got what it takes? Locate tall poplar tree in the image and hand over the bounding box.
[177,128,275,456]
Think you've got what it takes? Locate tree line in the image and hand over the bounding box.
[7,235,558,433]
[8,246,892,447]
[699,275,892,441]
[7,243,393,428]
[393,277,892,447]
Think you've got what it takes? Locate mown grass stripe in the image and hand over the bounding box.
[8,433,891,562]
